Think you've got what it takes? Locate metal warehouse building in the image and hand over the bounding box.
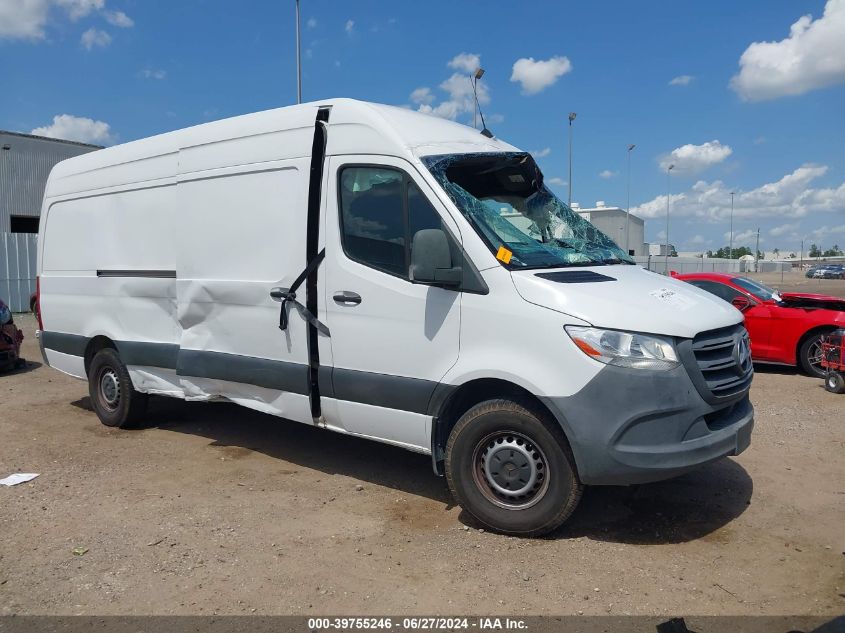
[572,202,647,256]
[1,131,102,233]
[1,131,101,310]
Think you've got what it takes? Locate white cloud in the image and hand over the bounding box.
[447,52,481,73]
[770,222,800,237]
[730,0,845,101]
[306,17,317,29]
[510,56,572,94]
[488,113,505,124]
[547,177,567,186]
[599,169,618,179]
[669,75,693,86]
[531,147,551,158]
[31,114,115,144]
[688,234,709,245]
[632,164,845,224]
[725,229,761,245]
[140,68,166,80]
[80,26,110,49]
[55,0,103,20]
[409,87,435,105]
[103,9,132,27]
[0,0,49,39]
[659,140,732,173]
[344,19,354,34]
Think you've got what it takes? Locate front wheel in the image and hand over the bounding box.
[798,331,833,378]
[88,348,148,428]
[445,399,583,537]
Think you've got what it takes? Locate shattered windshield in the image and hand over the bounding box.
[422,152,634,269]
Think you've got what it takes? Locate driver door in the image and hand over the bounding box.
[319,156,462,451]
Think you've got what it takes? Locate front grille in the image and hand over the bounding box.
[691,324,753,398]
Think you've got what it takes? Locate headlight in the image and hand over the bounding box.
[565,326,679,370]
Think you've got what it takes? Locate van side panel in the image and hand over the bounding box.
[40,177,179,378]
[171,161,315,424]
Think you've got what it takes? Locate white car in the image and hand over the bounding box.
[36,99,753,535]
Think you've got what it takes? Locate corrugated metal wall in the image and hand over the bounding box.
[0,131,100,232]
[0,232,37,312]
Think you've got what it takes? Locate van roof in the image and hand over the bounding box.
[45,98,519,197]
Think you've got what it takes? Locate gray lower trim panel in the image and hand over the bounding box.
[41,331,88,357]
[331,367,437,415]
[177,349,310,395]
[117,341,179,369]
[40,331,440,414]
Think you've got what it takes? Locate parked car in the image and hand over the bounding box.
[674,272,845,377]
[815,265,845,279]
[36,98,755,536]
[0,298,25,372]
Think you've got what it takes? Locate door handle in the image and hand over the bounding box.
[270,287,290,301]
[333,291,362,305]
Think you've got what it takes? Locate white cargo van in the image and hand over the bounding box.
[36,99,753,535]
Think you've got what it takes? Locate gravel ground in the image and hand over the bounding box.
[1,274,843,616]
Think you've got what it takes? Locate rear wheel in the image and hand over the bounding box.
[445,398,583,537]
[798,330,833,378]
[88,348,148,428]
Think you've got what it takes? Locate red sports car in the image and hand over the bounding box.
[674,272,845,377]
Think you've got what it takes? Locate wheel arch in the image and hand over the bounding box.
[428,377,581,477]
[83,335,118,377]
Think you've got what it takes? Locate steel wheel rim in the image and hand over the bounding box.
[99,368,121,410]
[472,431,550,510]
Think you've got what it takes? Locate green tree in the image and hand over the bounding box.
[772,248,780,258]
[822,244,842,257]
[809,243,822,257]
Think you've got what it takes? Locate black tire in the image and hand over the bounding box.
[445,398,583,537]
[88,348,148,428]
[825,372,845,394]
[798,330,833,378]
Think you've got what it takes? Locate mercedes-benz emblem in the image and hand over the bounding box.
[733,336,751,375]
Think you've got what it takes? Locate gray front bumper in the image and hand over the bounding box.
[542,363,754,485]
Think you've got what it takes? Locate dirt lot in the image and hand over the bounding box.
[1,273,843,616]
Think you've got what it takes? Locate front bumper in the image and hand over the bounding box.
[542,363,754,485]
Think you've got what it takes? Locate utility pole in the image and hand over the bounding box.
[625,144,635,254]
[729,192,735,261]
[568,112,576,206]
[665,164,674,274]
[295,0,302,104]
[755,227,760,273]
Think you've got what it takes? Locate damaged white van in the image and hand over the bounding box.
[36,99,754,535]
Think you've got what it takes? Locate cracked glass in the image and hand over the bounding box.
[423,152,634,269]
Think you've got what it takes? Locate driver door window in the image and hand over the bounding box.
[339,166,443,280]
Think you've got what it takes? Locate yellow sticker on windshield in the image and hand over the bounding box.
[496,246,513,264]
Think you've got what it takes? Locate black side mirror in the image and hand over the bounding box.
[410,229,462,287]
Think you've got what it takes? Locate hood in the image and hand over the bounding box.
[778,292,845,312]
[511,265,742,339]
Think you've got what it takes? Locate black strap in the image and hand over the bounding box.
[278,249,330,336]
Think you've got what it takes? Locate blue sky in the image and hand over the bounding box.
[1,0,844,254]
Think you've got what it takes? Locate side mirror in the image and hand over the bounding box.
[732,295,753,311]
[410,229,462,287]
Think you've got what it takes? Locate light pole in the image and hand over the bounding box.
[729,191,735,261]
[625,144,636,254]
[295,0,302,103]
[471,68,485,129]
[665,164,674,274]
[568,112,576,207]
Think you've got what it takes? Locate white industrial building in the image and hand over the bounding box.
[572,201,647,256]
